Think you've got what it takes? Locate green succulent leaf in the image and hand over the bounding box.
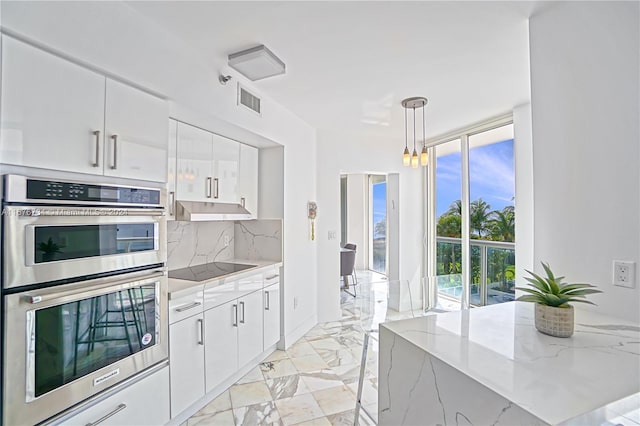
[518,262,601,307]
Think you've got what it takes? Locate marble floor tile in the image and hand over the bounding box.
[233,401,282,425]
[290,353,330,373]
[307,337,344,351]
[229,381,273,408]
[312,385,356,416]
[264,349,290,362]
[187,409,235,426]
[326,410,357,426]
[274,394,325,426]
[266,374,311,400]
[299,369,344,392]
[286,340,319,358]
[191,390,232,417]
[261,359,299,379]
[347,379,377,406]
[237,365,267,384]
[291,416,332,426]
[316,348,360,368]
[331,363,363,384]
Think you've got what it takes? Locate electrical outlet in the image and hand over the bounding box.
[223,235,230,247]
[328,230,337,240]
[613,261,636,288]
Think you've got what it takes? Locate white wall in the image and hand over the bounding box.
[316,129,423,322]
[1,1,318,343]
[346,174,367,269]
[529,1,639,323]
[514,103,534,286]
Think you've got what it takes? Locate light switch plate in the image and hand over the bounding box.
[613,260,636,288]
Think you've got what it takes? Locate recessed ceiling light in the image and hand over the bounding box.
[228,45,286,81]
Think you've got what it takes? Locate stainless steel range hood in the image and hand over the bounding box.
[174,200,252,221]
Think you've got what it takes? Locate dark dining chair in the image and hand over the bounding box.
[343,243,358,285]
[340,248,357,297]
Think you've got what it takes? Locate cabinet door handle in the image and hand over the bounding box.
[174,301,201,312]
[265,291,270,311]
[240,197,246,208]
[92,130,101,167]
[214,178,219,199]
[85,403,127,426]
[110,134,118,170]
[169,191,175,216]
[239,301,245,324]
[232,304,238,327]
[206,177,212,198]
[197,318,204,345]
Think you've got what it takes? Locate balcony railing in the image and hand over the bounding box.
[436,236,515,306]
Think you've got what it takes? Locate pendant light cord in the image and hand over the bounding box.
[413,107,416,151]
[422,102,426,148]
[404,107,408,149]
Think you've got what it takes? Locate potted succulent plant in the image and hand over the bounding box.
[516,262,602,337]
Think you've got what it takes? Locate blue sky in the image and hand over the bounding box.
[370,139,514,235]
[436,139,514,217]
[372,182,386,237]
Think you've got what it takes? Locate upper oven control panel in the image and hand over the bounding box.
[3,175,164,207]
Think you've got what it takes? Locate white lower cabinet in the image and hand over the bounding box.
[168,266,283,419]
[204,299,239,393]
[62,366,170,426]
[263,282,281,349]
[237,290,265,367]
[204,289,264,392]
[169,312,205,417]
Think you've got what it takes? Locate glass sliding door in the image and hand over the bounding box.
[468,124,515,305]
[434,139,463,301]
[426,118,515,309]
[369,175,387,274]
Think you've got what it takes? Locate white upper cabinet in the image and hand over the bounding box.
[0,36,105,175]
[0,36,168,183]
[103,79,168,182]
[176,122,214,202]
[239,144,259,218]
[211,133,239,203]
[174,121,258,215]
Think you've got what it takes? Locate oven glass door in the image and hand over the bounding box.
[26,282,160,400]
[31,223,158,265]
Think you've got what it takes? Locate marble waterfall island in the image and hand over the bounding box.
[379,302,640,425]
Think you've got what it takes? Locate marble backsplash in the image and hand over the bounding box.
[167,219,283,269]
[235,219,283,261]
[167,221,234,270]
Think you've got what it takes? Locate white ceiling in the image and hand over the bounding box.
[128,1,539,142]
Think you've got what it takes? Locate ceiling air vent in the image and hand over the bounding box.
[238,85,261,115]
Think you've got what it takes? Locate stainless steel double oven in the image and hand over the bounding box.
[1,174,168,425]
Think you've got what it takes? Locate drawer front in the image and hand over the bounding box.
[263,267,280,287]
[169,290,204,324]
[60,366,170,426]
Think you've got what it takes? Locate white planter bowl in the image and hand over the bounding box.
[534,304,574,338]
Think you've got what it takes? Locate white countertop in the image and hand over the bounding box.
[380,301,640,425]
[167,259,282,300]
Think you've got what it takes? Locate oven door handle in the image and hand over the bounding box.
[23,270,165,305]
[14,207,165,217]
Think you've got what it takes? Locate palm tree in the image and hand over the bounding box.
[445,199,462,217]
[489,206,515,242]
[470,198,492,239]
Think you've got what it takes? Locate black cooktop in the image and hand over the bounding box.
[168,262,257,282]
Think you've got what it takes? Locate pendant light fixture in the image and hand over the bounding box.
[401,97,428,167]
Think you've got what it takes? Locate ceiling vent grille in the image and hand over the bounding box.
[238,85,261,115]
